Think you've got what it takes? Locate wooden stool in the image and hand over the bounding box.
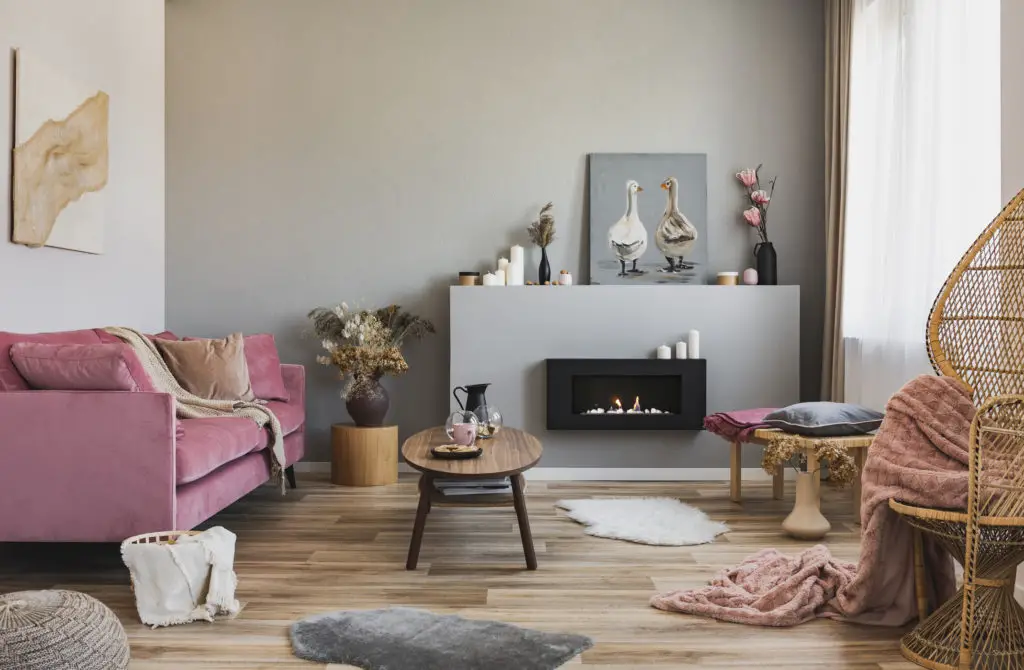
[331,424,398,486]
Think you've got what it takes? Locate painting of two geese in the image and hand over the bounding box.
[588,153,708,285]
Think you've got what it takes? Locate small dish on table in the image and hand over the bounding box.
[430,443,482,460]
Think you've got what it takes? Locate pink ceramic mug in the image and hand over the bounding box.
[450,422,477,446]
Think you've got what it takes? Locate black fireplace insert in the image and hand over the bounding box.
[546,358,706,430]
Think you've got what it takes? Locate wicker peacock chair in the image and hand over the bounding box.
[889,188,1024,670]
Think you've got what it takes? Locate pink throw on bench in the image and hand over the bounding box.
[653,375,972,627]
[703,407,778,442]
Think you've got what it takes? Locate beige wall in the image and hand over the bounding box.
[0,0,165,332]
[166,0,826,463]
[1005,0,1024,203]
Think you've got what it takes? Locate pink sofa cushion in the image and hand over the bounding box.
[176,417,263,485]
[185,333,289,402]
[10,343,158,392]
[0,329,102,391]
[175,402,305,484]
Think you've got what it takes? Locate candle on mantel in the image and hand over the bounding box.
[656,345,672,360]
[507,261,524,286]
[482,272,500,286]
[510,245,524,266]
[497,258,509,284]
[494,269,506,286]
[687,330,700,359]
[675,341,687,359]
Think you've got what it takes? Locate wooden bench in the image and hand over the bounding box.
[730,429,873,521]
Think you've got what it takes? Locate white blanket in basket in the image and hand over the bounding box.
[122,526,241,628]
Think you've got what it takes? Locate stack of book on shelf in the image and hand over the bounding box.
[433,477,511,496]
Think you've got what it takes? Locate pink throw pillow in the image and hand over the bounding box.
[183,333,289,402]
[10,343,159,392]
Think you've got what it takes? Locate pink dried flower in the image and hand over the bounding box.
[736,169,758,188]
[751,190,771,205]
[743,207,762,227]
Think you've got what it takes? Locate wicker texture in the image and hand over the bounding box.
[894,188,1024,670]
[0,590,130,669]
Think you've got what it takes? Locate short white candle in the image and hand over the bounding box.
[510,245,524,266]
[482,272,499,286]
[559,272,573,286]
[687,330,700,359]
[497,258,509,284]
[507,261,524,286]
[675,341,687,359]
[494,269,506,286]
[656,345,672,360]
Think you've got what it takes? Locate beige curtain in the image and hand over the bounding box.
[821,0,854,401]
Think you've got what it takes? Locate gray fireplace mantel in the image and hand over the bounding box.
[449,285,800,470]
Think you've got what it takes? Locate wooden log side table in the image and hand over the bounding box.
[331,424,398,486]
[732,429,873,522]
[401,426,543,571]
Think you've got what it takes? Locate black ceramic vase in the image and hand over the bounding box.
[754,242,778,285]
[346,377,389,427]
[539,247,551,284]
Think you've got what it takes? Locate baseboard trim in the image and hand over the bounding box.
[292,462,778,482]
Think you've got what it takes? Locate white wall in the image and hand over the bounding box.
[0,0,165,333]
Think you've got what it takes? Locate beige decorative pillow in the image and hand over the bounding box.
[154,333,255,401]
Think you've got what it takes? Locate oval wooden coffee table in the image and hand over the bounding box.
[402,426,542,570]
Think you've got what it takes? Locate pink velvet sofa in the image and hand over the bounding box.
[0,328,305,542]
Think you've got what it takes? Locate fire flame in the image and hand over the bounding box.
[633,396,641,411]
[612,397,622,409]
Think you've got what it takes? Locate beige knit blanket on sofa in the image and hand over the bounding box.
[105,327,286,493]
[651,375,974,627]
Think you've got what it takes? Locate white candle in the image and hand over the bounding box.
[559,272,573,286]
[494,269,506,286]
[497,258,509,284]
[675,341,687,359]
[656,345,671,360]
[482,272,499,286]
[507,261,524,286]
[687,330,700,359]
[743,268,759,285]
[510,245,524,266]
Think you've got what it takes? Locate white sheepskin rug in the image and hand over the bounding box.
[555,497,729,546]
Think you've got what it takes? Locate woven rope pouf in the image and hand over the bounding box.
[0,590,130,669]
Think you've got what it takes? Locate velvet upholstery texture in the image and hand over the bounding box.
[0,391,176,542]
[11,343,156,392]
[0,329,102,390]
[155,333,255,401]
[185,333,288,401]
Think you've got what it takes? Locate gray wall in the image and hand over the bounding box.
[1,0,164,332]
[166,0,826,463]
[451,286,800,468]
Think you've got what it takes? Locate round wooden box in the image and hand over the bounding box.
[330,424,399,487]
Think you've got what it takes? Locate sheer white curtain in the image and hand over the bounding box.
[842,0,1000,410]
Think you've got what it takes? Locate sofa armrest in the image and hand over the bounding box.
[281,364,305,410]
[0,391,176,542]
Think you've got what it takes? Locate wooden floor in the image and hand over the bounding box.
[0,474,920,669]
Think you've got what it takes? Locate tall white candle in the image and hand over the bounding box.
[675,341,687,359]
[494,269,506,286]
[482,272,499,286]
[510,245,524,266]
[687,329,700,359]
[656,345,672,360]
[507,261,524,286]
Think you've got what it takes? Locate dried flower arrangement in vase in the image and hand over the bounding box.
[308,304,434,426]
[736,165,778,285]
[527,202,556,284]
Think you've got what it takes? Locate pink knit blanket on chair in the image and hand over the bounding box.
[652,375,974,627]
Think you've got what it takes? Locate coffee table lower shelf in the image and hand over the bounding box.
[405,473,537,571]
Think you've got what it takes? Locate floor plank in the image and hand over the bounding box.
[0,474,919,668]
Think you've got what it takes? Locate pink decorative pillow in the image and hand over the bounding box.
[10,343,159,392]
[183,333,289,402]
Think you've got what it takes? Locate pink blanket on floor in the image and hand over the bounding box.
[704,407,778,442]
[652,375,974,627]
